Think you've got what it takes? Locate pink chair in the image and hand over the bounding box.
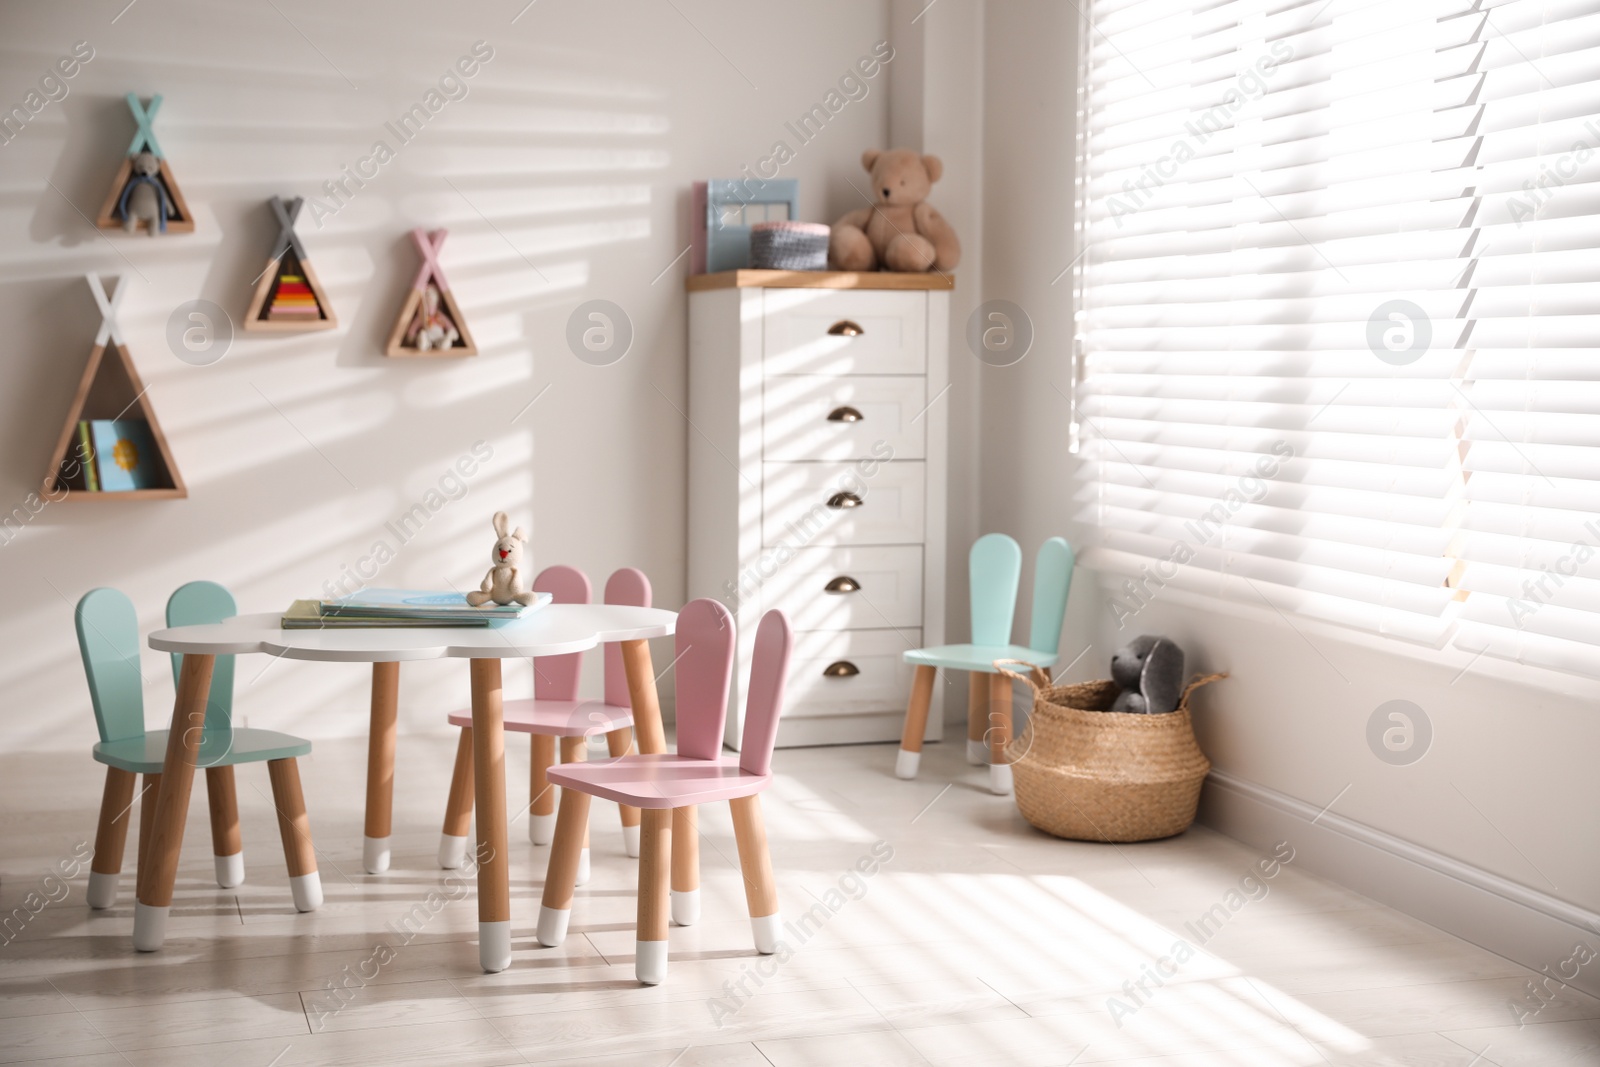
[536,601,792,985]
[438,567,650,875]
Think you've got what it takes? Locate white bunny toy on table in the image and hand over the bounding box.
[466,511,538,607]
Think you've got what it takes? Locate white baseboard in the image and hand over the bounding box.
[1200,769,1600,999]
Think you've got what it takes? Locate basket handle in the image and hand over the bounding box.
[992,659,1052,692]
[1179,671,1229,709]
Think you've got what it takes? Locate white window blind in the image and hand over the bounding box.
[1071,0,1600,676]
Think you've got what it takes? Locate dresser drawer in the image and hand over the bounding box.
[760,545,922,631]
[783,629,919,721]
[763,375,927,461]
[762,460,925,547]
[762,290,927,375]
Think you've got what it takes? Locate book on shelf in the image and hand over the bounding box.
[318,588,552,621]
[76,421,99,491]
[88,419,162,492]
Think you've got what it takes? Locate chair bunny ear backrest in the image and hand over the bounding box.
[75,587,146,745]
[1027,538,1076,655]
[969,533,1023,646]
[673,598,736,761]
[166,581,238,742]
[602,567,652,708]
[738,610,793,777]
[531,565,591,701]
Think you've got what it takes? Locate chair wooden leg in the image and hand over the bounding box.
[136,652,213,951]
[88,767,136,909]
[670,806,699,926]
[135,773,160,901]
[968,671,989,765]
[620,639,666,754]
[267,758,322,912]
[606,726,641,857]
[896,665,937,779]
[730,795,781,954]
[439,728,475,869]
[987,671,1014,796]
[636,806,672,984]
[560,736,591,885]
[205,766,244,889]
[529,734,557,845]
[469,658,512,972]
[364,661,400,874]
[535,781,592,948]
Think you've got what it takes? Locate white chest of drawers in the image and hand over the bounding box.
[687,271,950,749]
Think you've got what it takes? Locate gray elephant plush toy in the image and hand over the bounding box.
[1110,634,1185,714]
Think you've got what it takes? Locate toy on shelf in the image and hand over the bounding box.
[43,273,185,500]
[95,94,194,235]
[465,511,538,607]
[829,149,960,273]
[385,228,476,357]
[243,196,336,332]
[1109,635,1185,714]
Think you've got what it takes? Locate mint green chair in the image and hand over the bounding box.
[896,536,1075,795]
[76,585,319,918]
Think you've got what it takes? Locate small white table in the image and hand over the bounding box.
[145,604,677,971]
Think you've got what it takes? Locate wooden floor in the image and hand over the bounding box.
[1,734,1594,1066]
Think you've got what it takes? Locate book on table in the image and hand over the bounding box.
[281,600,495,629]
[288,588,556,630]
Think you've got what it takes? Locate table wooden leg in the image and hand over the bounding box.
[896,664,937,779]
[469,658,511,972]
[620,639,665,754]
[730,794,781,953]
[636,806,672,984]
[987,671,1014,796]
[134,652,213,951]
[606,726,641,857]
[439,728,474,869]
[88,767,136,909]
[670,806,699,926]
[364,661,400,874]
[205,766,244,889]
[528,734,556,845]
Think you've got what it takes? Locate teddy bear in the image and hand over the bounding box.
[409,285,459,351]
[1109,634,1185,714]
[829,148,961,273]
[119,150,172,235]
[465,511,538,607]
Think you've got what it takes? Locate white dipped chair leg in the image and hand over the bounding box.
[290,872,323,912]
[622,823,640,858]
[438,833,469,870]
[132,902,168,951]
[479,920,512,972]
[989,762,1014,796]
[363,835,391,875]
[751,913,783,955]
[895,748,921,780]
[528,813,556,846]
[214,851,245,889]
[635,940,668,985]
[537,905,570,947]
[671,888,700,927]
[87,871,119,910]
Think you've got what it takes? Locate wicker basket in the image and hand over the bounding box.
[994,660,1225,843]
[749,221,830,270]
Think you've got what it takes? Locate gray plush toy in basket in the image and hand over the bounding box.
[994,638,1225,843]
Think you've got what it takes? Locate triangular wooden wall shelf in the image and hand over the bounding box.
[244,196,337,333]
[95,94,195,236]
[385,228,477,357]
[44,274,186,500]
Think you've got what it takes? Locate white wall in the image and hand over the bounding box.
[973,0,1600,934]
[0,0,891,751]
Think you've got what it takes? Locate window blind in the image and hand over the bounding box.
[1071,0,1600,676]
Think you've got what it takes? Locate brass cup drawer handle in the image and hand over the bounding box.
[822,661,860,678]
[824,576,860,594]
[826,492,863,509]
[826,405,864,423]
[827,319,865,337]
